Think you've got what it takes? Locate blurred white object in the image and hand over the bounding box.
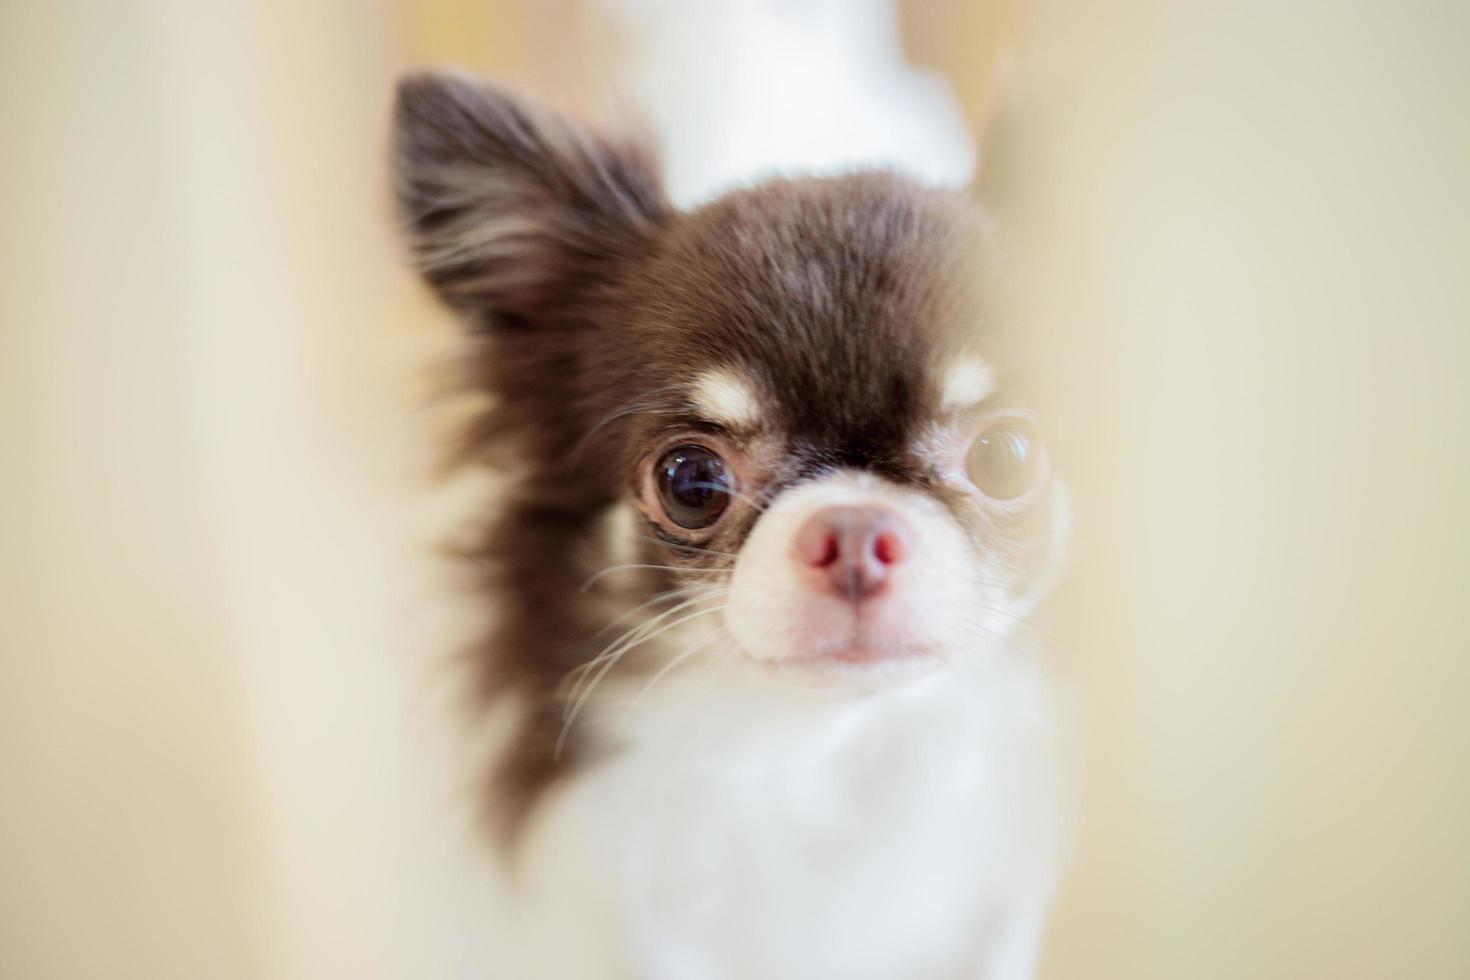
[597,0,977,205]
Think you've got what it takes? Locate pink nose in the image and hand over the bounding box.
[794,505,911,601]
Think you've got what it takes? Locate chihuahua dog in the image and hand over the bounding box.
[392,71,1072,980]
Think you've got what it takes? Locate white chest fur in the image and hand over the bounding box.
[515,652,1074,980]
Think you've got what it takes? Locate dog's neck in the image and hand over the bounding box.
[510,631,1071,979]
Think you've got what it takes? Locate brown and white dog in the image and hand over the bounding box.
[392,71,1073,980]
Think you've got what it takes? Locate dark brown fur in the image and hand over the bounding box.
[392,73,1013,842]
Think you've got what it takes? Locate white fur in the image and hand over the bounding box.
[690,368,763,429]
[601,500,643,570]
[518,649,1071,979]
[509,472,1075,978]
[941,357,997,412]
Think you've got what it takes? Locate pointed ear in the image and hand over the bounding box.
[391,71,667,325]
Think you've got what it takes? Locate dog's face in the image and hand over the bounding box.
[395,73,1065,694]
[615,183,1066,686]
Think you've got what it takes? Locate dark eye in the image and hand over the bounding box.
[655,444,733,529]
[968,418,1046,501]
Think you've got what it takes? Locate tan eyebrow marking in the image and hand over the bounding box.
[940,357,997,412]
[690,368,762,428]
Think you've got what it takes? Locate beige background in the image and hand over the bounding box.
[2,2,1467,978]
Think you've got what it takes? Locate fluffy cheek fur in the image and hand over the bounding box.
[721,471,1030,686]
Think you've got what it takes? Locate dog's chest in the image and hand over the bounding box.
[519,662,1068,979]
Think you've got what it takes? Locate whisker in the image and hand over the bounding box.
[677,481,772,515]
[964,594,1031,629]
[581,562,731,591]
[555,602,727,760]
[594,584,732,639]
[563,589,729,707]
[638,534,739,562]
[617,625,729,724]
[568,594,707,693]
[571,384,687,463]
[953,616,1033,667]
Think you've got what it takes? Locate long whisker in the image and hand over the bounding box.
[555,602,727,760]
[570,383,687,463]
[581,562,730,591]
[567,592,713,694]
[638,534,739,561]
[594,583,731,638]
[963,592,1031,630]
[676,481,772,515]
[563,588,730,708]
[617,624,730,725]
[952,614,1034,670]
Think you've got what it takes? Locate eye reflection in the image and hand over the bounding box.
[656,445,732,529]
[968,419,1045,501]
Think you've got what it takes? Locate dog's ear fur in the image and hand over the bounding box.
[391,71,667,326]
[392,75,671,840]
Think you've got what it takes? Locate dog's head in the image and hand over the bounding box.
[394,72,1066,693]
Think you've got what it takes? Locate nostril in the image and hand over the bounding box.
[793,505,913,600]
[797,518,843,569]
[813,533,839,568]
[872,530,904,565]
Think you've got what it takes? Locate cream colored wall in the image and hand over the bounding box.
[1,6,265,977]
[2,3,1466,979]
[998,5,1470,977]
[3,3,503,978]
